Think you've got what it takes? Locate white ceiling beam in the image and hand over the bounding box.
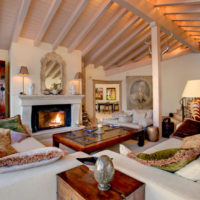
[154,0,200,7]
[95,21,149,66]
[52,0,90,50]
[112,0,199,52]
[162,5,200,14]
[51,67,61,79]
[68,0,112,53]
[11,0,31,43]
[82,7,127,56]
[52,71,61,79]
[104,29,153,68]
[34,0,62,46]
[45,61,57,77]
[86,15,139,64]
[105,49,191,76]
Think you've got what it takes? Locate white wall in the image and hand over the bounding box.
[0,49,8,62]
[95,83,120,102]
[10,38,82,116]
[85,53,200,119]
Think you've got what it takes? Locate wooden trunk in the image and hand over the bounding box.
[57,165,145,200]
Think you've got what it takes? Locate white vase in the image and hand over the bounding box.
[71,84,76,95]
[28,83,35,95]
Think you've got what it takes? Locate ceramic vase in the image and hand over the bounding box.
[94,155,115,191]
[28,83,35,95]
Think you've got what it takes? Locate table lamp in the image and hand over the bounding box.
[182,80,200,121]
[19,66,29,95]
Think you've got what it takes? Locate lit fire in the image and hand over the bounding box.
[49,114,62,127]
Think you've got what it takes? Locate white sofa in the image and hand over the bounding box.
[0,137,199,200]
[102,109,153,129]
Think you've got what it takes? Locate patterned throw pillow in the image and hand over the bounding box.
[0,128,18,158]
[181,134,200,149]
[10,130,29,143]
[127,148,200,172]
[0,115,27,133]
[0,128,11,145]
[0,144,17,158]
[170,119,200,139]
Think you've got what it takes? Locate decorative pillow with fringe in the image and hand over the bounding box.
[0,147,65,173]
[127,148,200,172]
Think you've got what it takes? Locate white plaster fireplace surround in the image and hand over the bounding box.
[19,95,84,142]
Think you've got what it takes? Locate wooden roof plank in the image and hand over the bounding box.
[95,20,149,66]
[11,0,31,43]
[104,29,152,68]
[171,14,200,21]
[154,0,200,7]
[162,5,200,14]
[86,15,139,63]
[113,0,199,52]
[82,7,127,56]
[108,35,176,69]
[105,49,192,75]
[52,0,89,50]
[68,0,112,53]
[34,0,62,46]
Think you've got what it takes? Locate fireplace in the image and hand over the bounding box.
[31,104,71,132]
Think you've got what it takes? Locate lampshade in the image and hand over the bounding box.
[19,66,29,76]
[182,80,200,98]
[74,72,82,79]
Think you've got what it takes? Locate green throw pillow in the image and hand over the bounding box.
[0,115,27,133]
[128,148,200,172]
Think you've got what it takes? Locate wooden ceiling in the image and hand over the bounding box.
[0,0,199,71]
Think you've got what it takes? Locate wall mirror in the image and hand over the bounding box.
[41,52,65,95]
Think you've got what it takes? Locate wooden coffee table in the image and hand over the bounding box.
[53,126,144,153]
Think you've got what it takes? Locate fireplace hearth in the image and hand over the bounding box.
[32,104,71,132]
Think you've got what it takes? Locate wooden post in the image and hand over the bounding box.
[151,22,162,138]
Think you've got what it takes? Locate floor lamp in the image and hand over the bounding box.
[182,80,200,121]
[19,66,29,95]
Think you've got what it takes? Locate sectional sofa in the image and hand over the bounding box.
[0,136,199,200]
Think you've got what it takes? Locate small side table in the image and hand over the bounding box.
[57,165,145,200]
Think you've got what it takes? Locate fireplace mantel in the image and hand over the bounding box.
[19,95,84,106]
[18,95,84,135]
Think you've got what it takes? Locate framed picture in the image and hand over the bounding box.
[106,88,116,100]
[126,76,152,110]
[95,88,103,100]
[0,60,7,119]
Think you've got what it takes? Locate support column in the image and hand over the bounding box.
[151,22,162,138]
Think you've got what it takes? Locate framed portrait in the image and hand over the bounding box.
[126,76,152,110]
[95,88,103,100]
[106,88,116,100]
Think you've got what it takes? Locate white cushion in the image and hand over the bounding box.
[11,137,45,153]
[175,158,200,181]
[132,110,146,123]
[138,118,153,127]
[146,110,153,119]
[118,115,133,123]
